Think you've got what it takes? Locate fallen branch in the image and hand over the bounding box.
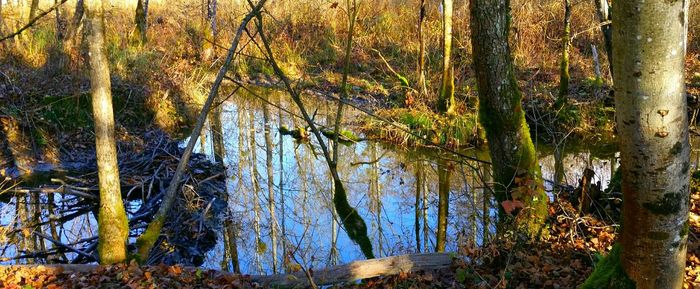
[0,253,453,287]
[251,253,453,287]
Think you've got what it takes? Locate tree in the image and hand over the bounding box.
[84,0,129,265]
[556,0,571,106]
[470,0,548,235]
[133,0,148,45]
[615,0,689,287]
[416,0,428,97]
[28,0,39,22]
[437,0,455,114]
[593,0,612,76]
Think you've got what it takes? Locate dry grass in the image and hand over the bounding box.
[1,0,700,140]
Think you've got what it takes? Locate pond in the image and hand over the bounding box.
[0,86,649,274]
[188,87,622,274]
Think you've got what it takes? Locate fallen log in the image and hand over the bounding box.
[251,253,453,287]
[0,253,454,288]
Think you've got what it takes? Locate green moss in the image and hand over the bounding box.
[333,179,374,259]
[680,221,690,238]
[581,244,636,289]
[135,216,165,264]
[642,192,683,215]
[670,141,683,156]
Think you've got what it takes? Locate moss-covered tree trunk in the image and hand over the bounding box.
[85,0,129,265]
[556,0,571,106]
[613,0,690,287]
[437,0,455,114]
[470,0,548,236]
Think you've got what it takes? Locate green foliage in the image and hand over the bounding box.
[580,244,635,289]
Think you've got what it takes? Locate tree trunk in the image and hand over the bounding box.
[614,0,690,287]
[416,0,428,98]
[557,0,571,106]
[593,0,613,77]
[436,159,450,252]
[262,102,279,274]
[470,0,548,236]
[84,0,129,265]
[28,0,39,22]
[249,109,263,274]
[437,0,455,114]
[415,160,423,252]
[133,0,147,45]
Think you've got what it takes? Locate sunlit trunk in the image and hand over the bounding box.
[437,0,455,114]
[614,0,690,286]
[85,0,129,265]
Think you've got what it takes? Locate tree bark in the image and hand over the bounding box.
[614,0,690,287]
[470,0,548,236]
[84,0,129,265]
[437,0,455,114]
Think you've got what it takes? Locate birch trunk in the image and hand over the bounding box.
[85,0,129,265]
[614,0,690,287]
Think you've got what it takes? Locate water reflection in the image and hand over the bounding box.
[0,87,632,272]
[191,88,621,274]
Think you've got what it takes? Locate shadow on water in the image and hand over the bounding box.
[188,86,627,274]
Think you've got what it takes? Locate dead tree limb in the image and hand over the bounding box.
[133,0,269,263]
[250,253,454,287]
[0,253,453,287]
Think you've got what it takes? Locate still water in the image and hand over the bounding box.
[0,87,626,274]
[189,88,620,273]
